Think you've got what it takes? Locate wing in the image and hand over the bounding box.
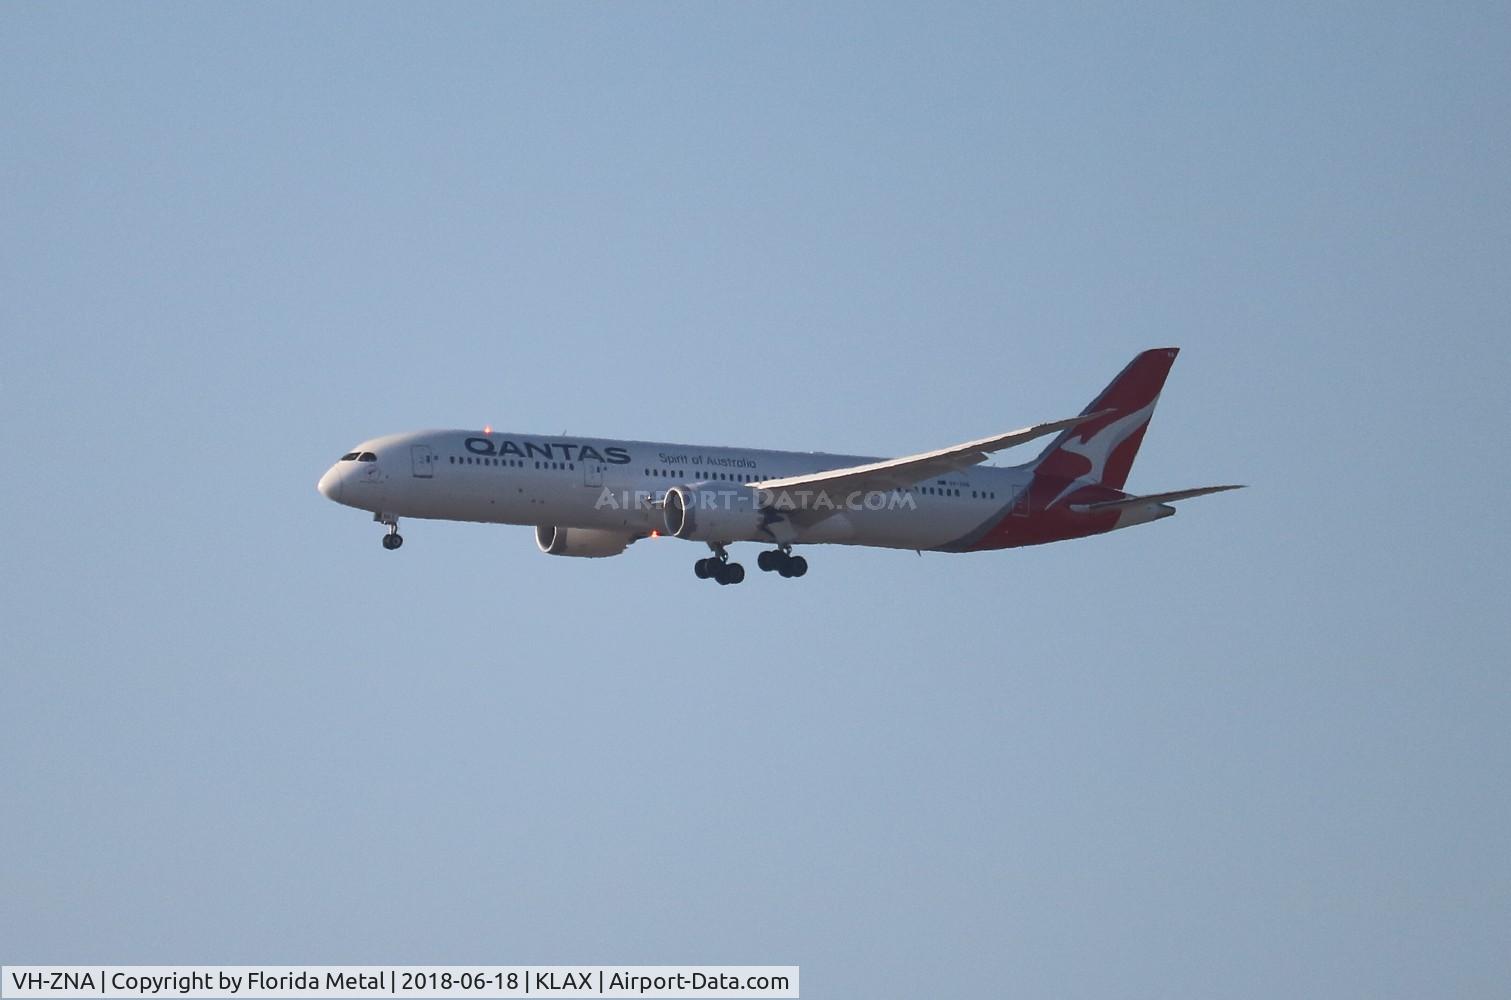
[752,412,1108,498]
[1068,484,1245,513]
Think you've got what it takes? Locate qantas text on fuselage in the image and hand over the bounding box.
[317,349,1242,585]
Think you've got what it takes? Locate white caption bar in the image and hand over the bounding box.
[0,968,798,999]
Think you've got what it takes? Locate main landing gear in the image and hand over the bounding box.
[694,544,809,584]
[377,513,403,550]
[757,546,808,578]
[694,543,745,586]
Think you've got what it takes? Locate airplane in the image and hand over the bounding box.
[316,348,1242,584]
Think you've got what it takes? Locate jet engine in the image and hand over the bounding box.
[534,525,636,558]
[662,484,767,542]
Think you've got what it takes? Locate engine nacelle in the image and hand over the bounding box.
[534,525,635,558]
[662,484,767,542]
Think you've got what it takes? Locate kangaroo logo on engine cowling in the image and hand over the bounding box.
[464,437,631,464]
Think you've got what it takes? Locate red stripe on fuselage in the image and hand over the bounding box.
[960,478,1128,551]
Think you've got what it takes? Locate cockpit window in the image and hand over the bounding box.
[358,452,377,462]
[340,452,359,461]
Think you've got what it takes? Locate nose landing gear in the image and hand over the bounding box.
[757,546,807,578]
[376,513,403,550]
[694,543,745,585]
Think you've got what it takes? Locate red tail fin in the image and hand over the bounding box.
[1031,348,1178,491]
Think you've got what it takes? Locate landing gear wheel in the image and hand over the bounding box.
[377,513,402,550]
[761,547,803,577]
[702,543,743,585]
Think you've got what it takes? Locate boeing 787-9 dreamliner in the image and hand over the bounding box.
[317,348,1241,584]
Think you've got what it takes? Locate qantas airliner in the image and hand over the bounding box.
[317,348,1241,584]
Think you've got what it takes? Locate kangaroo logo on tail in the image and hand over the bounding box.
[1043,396,1161,507]
[1031,347,1179,505]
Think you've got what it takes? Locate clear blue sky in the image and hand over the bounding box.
[3,5,1508,998]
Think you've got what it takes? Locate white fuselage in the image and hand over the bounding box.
[317,429,1037,552]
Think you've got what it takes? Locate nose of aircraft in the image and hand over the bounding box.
[317,465,343,502]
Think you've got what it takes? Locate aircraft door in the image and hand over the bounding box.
[583,463,604,488]
[411,445,435,478]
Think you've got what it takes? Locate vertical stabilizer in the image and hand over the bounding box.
[1031,348,1179,491]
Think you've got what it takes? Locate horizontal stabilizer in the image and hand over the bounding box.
[1069,484,1245,514]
